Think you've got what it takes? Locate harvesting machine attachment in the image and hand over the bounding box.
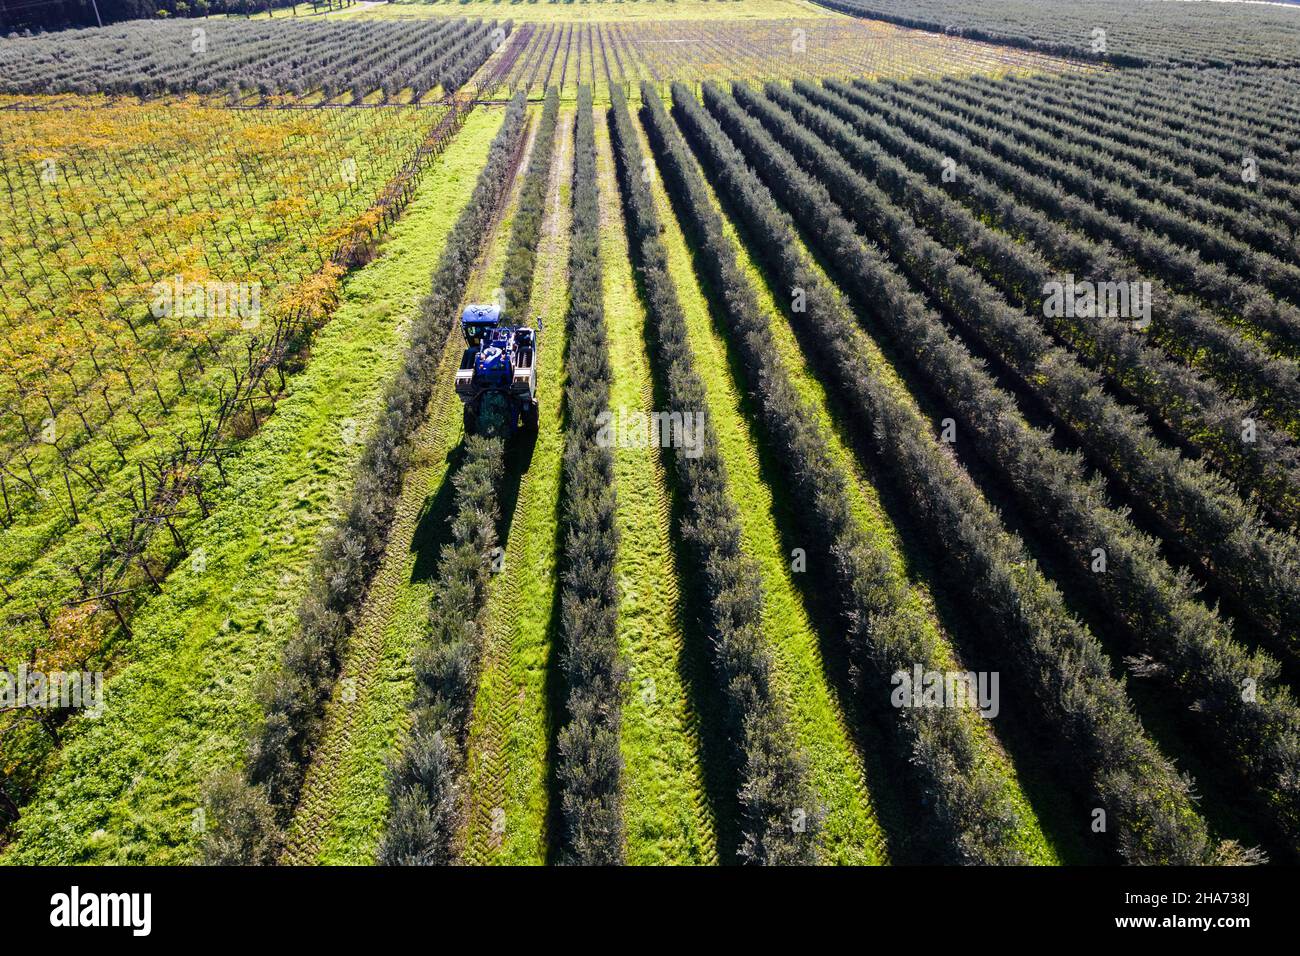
[454,303,540,438]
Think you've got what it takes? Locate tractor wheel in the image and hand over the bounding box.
[463,405,478,436]
[521,403,539,430]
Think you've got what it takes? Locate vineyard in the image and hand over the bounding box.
[2,0,1300,873]
[350,0,824,23]
[0,17,507,102]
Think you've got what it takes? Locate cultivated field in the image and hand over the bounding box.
[1,0,1299,869]
[817,0,1300,65]
[0,17,505,101]
[478,17,1081,98]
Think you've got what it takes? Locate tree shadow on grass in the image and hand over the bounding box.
[408,417,537,588]
[668,118,1106,861]
[409,442,464,586]
[497,423,538,549]
[759,209,1108,865]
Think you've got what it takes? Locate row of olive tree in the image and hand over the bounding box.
[685,81,1217,865]
[553,85,626,864]
[734,82,1300,655]
[808,0,1300,68]
[787,79,1300,518]
[378,89,564,865]
[900,77,1290,265]
[500,87,561,317]
[973,69,1300,217]
[609,86,820,864]
[379,433,505,865]
[832,78,1300,364]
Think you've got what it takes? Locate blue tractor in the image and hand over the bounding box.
[454,303,540,437]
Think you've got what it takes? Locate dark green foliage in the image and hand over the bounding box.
[501,87,561,318]
[555,86,626,865]
[811,0,1300,67]
[0,17,506,100]
[788,78,1300,519]
[901,76,1290,271]
[644,83,1026,863]
[830,76,1300,364]
[732,79,1300,850]
[199,770,281,866]
[204,93,529,865]
[963,69,1300,224]
[738,81,1300,657]
[608,86,819,865]
[680,81,1212,864]
[855,76,1300,344]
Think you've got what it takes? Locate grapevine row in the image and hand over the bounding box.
[0,18,507,101]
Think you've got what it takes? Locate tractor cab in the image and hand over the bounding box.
[461,303,501,346]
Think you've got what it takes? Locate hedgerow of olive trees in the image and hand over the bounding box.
[731,80,1300,848]
[686,81,1215,865]
[647,83,1029,863]
[554,85,626,865]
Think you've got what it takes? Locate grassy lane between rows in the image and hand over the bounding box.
[0,109,503,865]
[284,318,469,865]
[290,105,540,865]
[629,109,886,865]
[738,221,1061,864]
[280,112,516,861]
[594,115,718,866]
[376,94,534,866]
[462,107,575,865]
[698,82,1217,863]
